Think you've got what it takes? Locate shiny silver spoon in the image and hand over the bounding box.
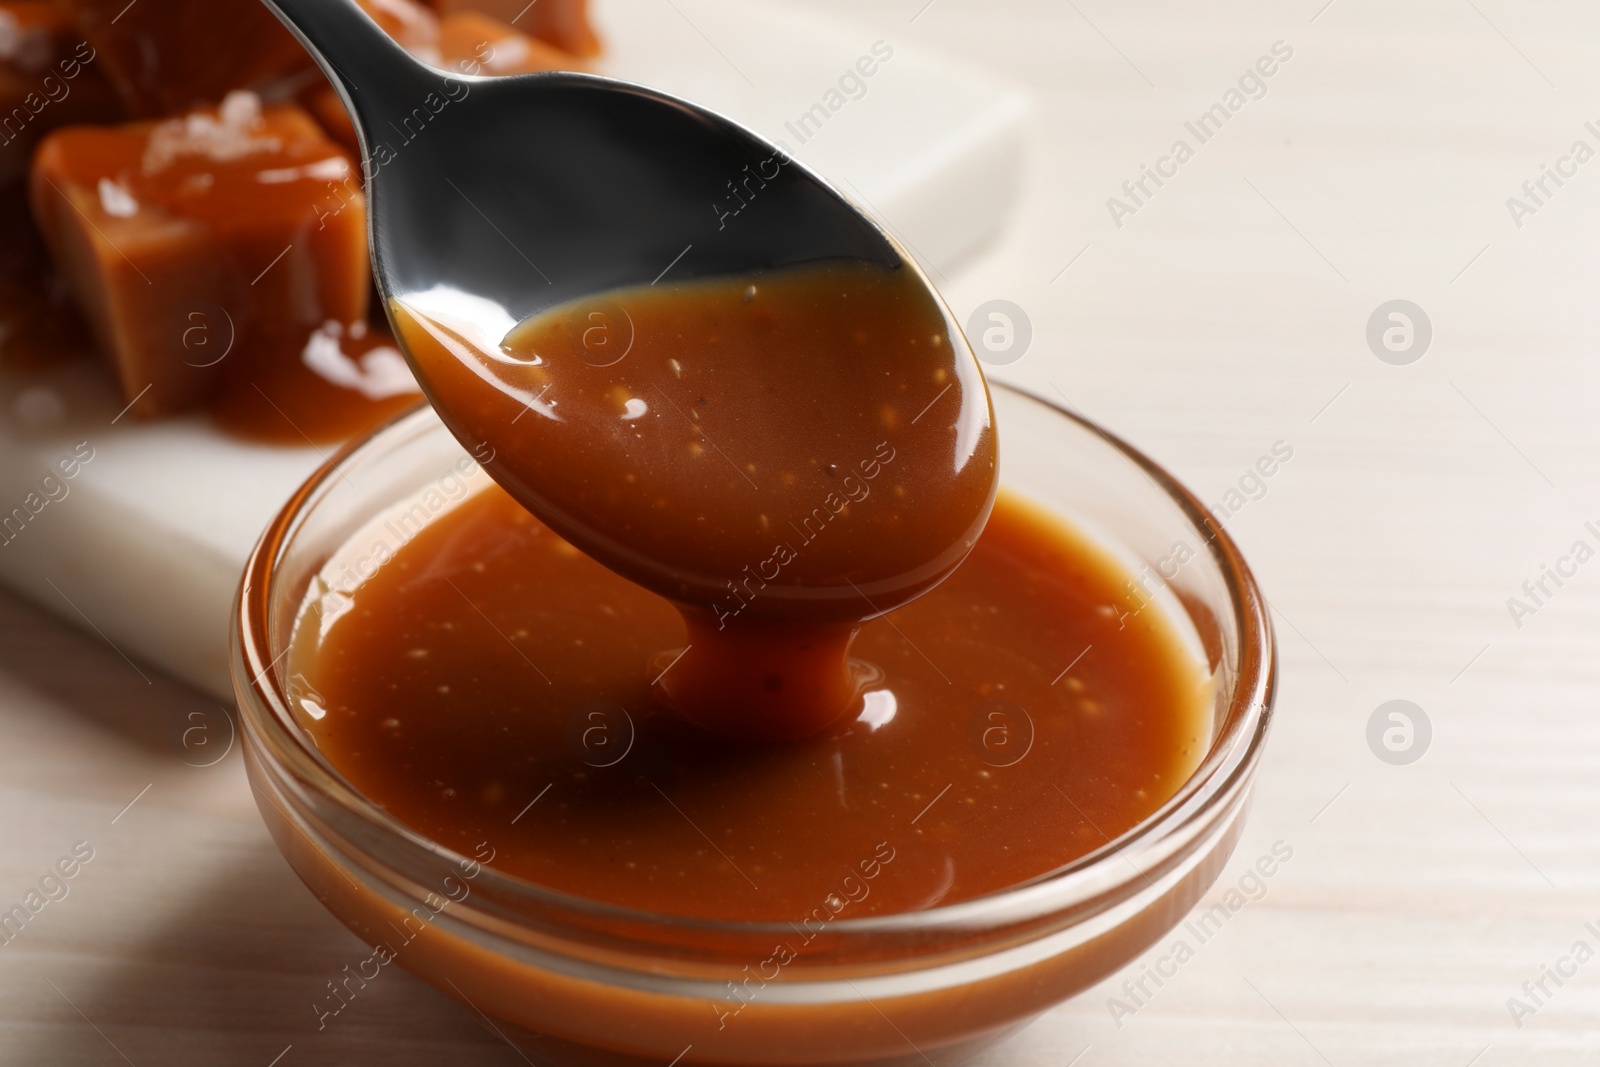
[260,0,999,742]
[260,0,998,665]
[261,0,903,328]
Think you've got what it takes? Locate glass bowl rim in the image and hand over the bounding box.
[233,383,1276,939]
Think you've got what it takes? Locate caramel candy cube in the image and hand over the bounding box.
[57,0,311,116]
[30,92,368,418]
[0,1,122,185]
[358,0,441,62]
[429,0,599,58]
[303,84,361,158]
[440,11,590,75]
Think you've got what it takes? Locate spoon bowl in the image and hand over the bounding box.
[262,0,902,326]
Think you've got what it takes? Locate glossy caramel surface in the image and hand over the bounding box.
[292,487,1211,921]
[392,262,997,737]
[393,263,997,624]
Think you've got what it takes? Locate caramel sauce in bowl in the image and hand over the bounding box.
[233,385,1275,1067]
[391,260,997,741]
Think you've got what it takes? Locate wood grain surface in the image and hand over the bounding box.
[5,1,1600,1064]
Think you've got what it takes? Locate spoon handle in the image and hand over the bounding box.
[259,0,441,128]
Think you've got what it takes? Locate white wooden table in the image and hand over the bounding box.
[6,1,1600,1063]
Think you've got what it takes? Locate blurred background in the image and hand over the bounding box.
[4,0,1600,1063]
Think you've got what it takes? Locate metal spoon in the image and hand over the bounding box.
[260,0,997,648]
[260,0,904,334]
[260,0,998,740]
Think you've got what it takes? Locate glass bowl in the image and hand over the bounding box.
[232,384,1275,1067]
